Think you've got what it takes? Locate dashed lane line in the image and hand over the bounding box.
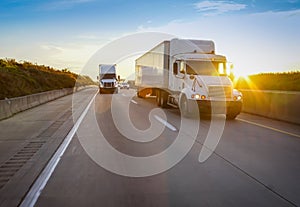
[154,115,177,132]
[131,100,138,104]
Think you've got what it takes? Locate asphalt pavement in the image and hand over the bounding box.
[0,88,96,207]
[31,88,300,207]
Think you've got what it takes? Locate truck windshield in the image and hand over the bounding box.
[186,61,227,76]
[100,74,116,79]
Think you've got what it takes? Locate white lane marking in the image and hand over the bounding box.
[122,93,126,97]
[20,91,98,207]
[131,100,138,104]
[154,115,177,132]
[237,118,300,138]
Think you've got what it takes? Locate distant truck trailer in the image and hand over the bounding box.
[98,64,118,94]
[135,38,242,119]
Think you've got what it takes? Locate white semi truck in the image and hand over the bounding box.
[135,38,242,119]
[98,64,118,94]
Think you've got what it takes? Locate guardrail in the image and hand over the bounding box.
[240,89,300,125]
[0,86,92,120]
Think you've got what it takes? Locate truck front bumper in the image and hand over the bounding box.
[99,87,118,94]
[196,100,242,115]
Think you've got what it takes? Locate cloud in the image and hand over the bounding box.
[41,44,65,53]
[38,41,99,72]
[194,1,247,16]
[251,9,300,17]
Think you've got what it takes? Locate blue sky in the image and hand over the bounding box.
[0,0,300,78]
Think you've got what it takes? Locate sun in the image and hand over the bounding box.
[232,68,250,79]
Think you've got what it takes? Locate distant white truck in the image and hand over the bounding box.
[135,38,242,119]
[98,64,118,94]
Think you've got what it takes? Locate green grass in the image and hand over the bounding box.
[234,71,300,91]
[0,58,96,100]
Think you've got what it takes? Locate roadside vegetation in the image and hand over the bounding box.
[234,71,300,91]
[0,58,96,100]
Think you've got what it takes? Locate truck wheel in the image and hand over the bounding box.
[160,91,168,108]
[156,90,161,106]
[226,113,237,120]
[180,95,190,117]
[114,88,118,94]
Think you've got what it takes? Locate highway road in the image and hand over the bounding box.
[1,88,300,207]
[0,88,95,207]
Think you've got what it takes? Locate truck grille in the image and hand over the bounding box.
[104,83,113,88]
[208,86,232,98]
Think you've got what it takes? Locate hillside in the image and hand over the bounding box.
[0,59,96,100]
[234,71,300,91]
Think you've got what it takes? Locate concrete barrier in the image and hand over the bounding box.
[1,87,298,124]
[240,89,300,124]
[0,98,12,119]
[0,86,92,120]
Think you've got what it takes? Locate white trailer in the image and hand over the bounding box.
[135,39,242,119]
[98,64,118,94]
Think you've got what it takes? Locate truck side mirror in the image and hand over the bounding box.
[97,76,99,80]
[173,62,178,75]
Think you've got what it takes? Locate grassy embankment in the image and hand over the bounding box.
[234,71,300,91]
[0,59,96,100]
[1,58,299,99]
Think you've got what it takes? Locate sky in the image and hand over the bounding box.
[0,0,300,79]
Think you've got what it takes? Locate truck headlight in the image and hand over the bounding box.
[194,94,200,99]
[191,94,206,100]
[233,95,242,101]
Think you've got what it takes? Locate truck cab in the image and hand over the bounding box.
[98,64,118,94]
[170,54,242,119]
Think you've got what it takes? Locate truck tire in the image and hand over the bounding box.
[160,90,168,108]
[156,90,161,106]
[180,95,190,117]
[114,88,118,94]
[226,105,241,120]
[226,113,238,120]
[99,88,104,94]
